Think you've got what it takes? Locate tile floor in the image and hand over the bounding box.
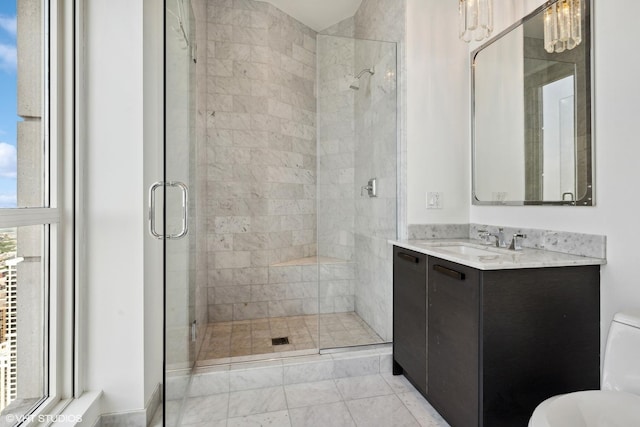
[153,372,450,427]
[197,313,384,363]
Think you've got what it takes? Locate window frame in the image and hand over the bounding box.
[0,0,78,423]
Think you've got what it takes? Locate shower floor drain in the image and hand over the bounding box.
[271,337,290,346]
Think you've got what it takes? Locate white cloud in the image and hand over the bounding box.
[0,142,17,179]
[0,15,16,38]
[0,43,16,72]
[0,193,16,208]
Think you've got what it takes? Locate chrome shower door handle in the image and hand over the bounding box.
[148,181,189,239]
[167,181,189,240]
[148,181,163,239]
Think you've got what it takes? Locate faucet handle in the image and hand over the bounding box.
[509,233,528,251]
[496,228,507,248]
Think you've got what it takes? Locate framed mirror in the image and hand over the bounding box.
[472,0,593,205]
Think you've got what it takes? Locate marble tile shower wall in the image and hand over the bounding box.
[354,0,406,42]
[317,34,356,263]
[353,40,397,342]
[351,0,405,342]
[205,0,319,322]
[313,1,405,341]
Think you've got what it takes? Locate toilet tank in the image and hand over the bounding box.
[602,311,640,395]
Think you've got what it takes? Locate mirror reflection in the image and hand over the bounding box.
[472,0,592,205]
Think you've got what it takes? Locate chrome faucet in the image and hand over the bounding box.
[489,228,507,248]
[477,229,491,245]
[509,233,528,251]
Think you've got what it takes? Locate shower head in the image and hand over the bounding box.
[354,67,375,79]
[349,67,375,91]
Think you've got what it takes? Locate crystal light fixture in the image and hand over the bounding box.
[459,0,493,42]
[544,0,582,53]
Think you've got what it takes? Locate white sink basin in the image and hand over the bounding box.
[423,242,519,262]
[437,245,501,257]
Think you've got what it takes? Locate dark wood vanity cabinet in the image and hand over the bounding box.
[393,248,601,427]
[392,246,427,395]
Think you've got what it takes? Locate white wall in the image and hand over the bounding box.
[84,0,162,415]
[143,0,164,410]
[406,0,470,224]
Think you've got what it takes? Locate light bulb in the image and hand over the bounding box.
[459,0,493,42]
[543,0,582,53]
[544,8,555,53]
[467,0,478,31]
[571,0,582,46]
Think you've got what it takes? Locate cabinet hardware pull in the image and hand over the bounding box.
[398,252,419,263]
[433,264,465,280]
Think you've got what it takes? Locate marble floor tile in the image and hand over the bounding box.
[396,392,451,427]
[335,374,394,400]
[345,394,420,427]
[163,357,450,427]
[180,421,226,427]
[180,394,229,425]
[284,380,342,408]
[289,401,356,427]
[380,372,417,394]
[188,371,230,397]
[227,410,292,427]
[228,386,288,418]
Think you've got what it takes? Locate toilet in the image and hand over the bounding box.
[529,311,640,426]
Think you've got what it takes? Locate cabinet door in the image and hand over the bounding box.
[428,258,480,427]
[481,266,600,427]
[393,246,427,395]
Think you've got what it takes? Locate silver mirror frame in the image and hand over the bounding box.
[471,0,594,206]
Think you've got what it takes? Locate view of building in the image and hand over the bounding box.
[0,230,18,412]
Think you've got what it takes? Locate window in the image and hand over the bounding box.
[0,0,76,424]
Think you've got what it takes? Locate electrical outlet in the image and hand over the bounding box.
[427,192,443,209]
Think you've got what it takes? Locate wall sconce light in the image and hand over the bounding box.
[459,0,493,42]
[544,0,582,53]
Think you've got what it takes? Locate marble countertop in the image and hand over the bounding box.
[390,239,606,271]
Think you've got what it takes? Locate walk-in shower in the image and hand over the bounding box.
[162,0,399,424]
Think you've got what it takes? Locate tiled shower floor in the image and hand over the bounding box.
[197,312,384,364]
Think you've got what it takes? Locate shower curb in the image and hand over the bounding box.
[166,344,393,399]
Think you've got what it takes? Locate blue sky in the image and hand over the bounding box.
[0,1,17,208]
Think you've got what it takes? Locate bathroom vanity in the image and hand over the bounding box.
[392,240,605,427]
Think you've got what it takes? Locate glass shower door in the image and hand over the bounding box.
[316,35,397,350]
[162,0,198,425]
